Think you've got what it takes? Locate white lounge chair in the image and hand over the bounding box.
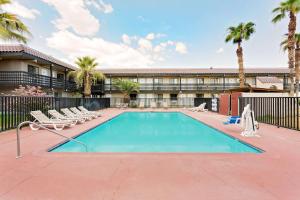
[48,110,84,124]
[121,103,128,109]
[78,106,102,117]
[61,108,93,121]
[30,110,73,131]
[70,107,97,119]
[189,103,208,112]
[116,102,122,108]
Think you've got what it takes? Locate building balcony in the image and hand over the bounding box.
[0,71,77,91]
[102,83,240,92]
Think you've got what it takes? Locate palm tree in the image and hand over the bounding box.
[272,0,300,96]
[0,0,31,43]
[68,56,105,97]
[113,79,140,103]
[281,33,300,96]
[225,22,256,88]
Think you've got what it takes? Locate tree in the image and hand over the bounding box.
[0,0,31,43]
[281,33,300,96]
[68,56,105,97]
[113,79,140,103]
[272,0,300,96]
[225,22,256,88]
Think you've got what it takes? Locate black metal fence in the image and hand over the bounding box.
[239,97,300,131]
[0,96,110,132]
[194,98,219,112]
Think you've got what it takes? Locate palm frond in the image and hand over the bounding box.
[225,22,255,44]
[0,0,11,6]
[272,0,300,23]
[0,11,31,43]
[272,13,286,23]
[113,79,140,96]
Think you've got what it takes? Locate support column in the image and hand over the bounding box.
[223,74,225,92]
[64,68,67,91]
[50,64,53,89]
[179,76,182,92]
[153,76,155,91]
[110,75,112,94]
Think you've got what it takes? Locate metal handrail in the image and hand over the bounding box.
[16,121,88,159]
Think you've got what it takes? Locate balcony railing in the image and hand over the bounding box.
[102,83,240,92]
[0,71,77,91]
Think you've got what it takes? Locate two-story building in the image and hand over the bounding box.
[96,68,290,107]
[0,45,78,97]
[0,45,292,104]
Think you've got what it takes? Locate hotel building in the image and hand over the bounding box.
[0,45,78,97]
[98,68,289,99]
[0,45,291,103]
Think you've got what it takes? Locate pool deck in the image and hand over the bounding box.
[0,108,300,200]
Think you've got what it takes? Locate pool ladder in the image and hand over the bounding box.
[16,121,88,159]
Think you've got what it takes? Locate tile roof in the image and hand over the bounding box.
[99,68,289,75]
[257,76,283,83]
[0,44,76,70]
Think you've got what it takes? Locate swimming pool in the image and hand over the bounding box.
[51,112,262,153]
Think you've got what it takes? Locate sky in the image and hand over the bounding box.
[1,0,292,69]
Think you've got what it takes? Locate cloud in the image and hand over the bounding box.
[46,30,153,67]
[138,38,153,51]
[175,42,188,54]
[46,30,188,68]
[2,1,40,19]
[122,34,131,45]
[86,0,113,14]
[146,33,155,40]
[216,48,224,54]
[146,33,166,40]
[42,0,100,36]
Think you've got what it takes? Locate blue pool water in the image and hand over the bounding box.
[51,112,261,153]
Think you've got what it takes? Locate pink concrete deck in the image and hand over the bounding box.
[0,109,300,200]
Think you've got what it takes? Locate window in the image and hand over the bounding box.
[169,78,178,84]
[154,78,163,84]
[130,94,137,100]
[157,94,163,100]
[196,94,204,98]
[170,94,178,101]
[28,65,38,74]
[57,73,64,81]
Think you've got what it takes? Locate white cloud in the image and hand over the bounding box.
[146,33,155,40]
[138,38,153,51]
[175,42,188,54]
[146,33,166,40]
[153,45,163,53]
[216,48,224,54]
[122,34,131,45]
[86,0,113,14]
[2,1,40,19]
[46,30,153,67]
[42,0,100,36]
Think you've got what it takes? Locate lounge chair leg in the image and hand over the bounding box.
[29,123,40,131]
[53,124,64,131]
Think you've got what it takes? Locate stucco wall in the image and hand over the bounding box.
[0,60,63,78]
[256,80,283,90]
